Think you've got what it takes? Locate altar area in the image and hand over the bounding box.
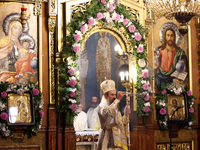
[76,130,99,150]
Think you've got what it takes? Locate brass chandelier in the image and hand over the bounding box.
[144,0,200,35]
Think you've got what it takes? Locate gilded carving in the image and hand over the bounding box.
[157,144,166,150]
[34,2,42,16]
[70,1,92,21]
[48,17,56,104]
[81,22,132,53]
[50,0,56,13]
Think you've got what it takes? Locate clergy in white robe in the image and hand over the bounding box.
[74,104,88,131]
[87,96,100,130]
[97,80,130,150]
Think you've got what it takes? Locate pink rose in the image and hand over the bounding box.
[142,84,149,90]
[69,69,75,76]
[33,89,39,96]
[88,19,95,26]
[71,104,78,111]
[128,25,136,33]
[73,45,80,53]
[135,33,142,41]
[142,71,148,78]
[80,25,87,33]
[39,110,44,118]
[187,90,192,96]
[97,12,103,19]
[74,34,81,42]
[0,112,8,120]
[137,45,144,53]
[69,79,76,87]
[116,0,120,5]
[115,14,120,21]
[144,106,150,113]
[123,18,129,25]
[101,0,106,4]
[1,91,7,98]
[109,5,114,12]
[159,108,166,115]
[144,94,150,101]
[70,92,76,98]
[161,89,167,95]
[189,107,194,113]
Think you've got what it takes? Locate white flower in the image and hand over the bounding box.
[2,127,6,131]
[69,99,77,104]
[106,17,113,23]
[39,100,44,109]
[71,88,77,92]
[39,125,42,129]
[188,121,193,126]
[163,121,167,126]
[79,21,85,27]
[75,30,82,36]
[69,76,76,80]
[0,101,6,111]
[111,11,117,19]
[144,102,150,107]
[174,87,182,95]
[109,0,114,4]
[141,80,146,84]
[126,21,132,27]
[103,12,110,19]
[119,14,124,22]
[67,57,74,65]
[159,101,166,107]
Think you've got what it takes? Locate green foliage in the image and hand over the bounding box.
[0,82,43,138]
[156,82,195,130]
[58,0,152,125]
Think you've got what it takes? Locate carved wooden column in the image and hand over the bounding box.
[48,0,57,149]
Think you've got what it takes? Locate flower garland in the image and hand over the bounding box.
[0,82,44,138]
[58,0,152,125]
[156,83,195,130]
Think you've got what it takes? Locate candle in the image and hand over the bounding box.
[120,72,125,81]
[125,71,129,81]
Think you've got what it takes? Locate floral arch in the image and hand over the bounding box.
[57,0,153,125]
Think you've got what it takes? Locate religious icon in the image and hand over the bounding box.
[154,22,189,90]
[0,3,38,84]
[96,31,112,96]
[167,94,185,120]
[8,93,34,125]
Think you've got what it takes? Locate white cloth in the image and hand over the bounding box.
[74,111,88,131]
[97,96,129,150]
[87,106,100,130]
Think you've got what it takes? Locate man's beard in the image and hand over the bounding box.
[106,98,115,104]
[166,40,174,47]
[91,102,99,108]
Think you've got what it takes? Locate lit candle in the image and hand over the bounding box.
[120,72,125,81]
[125,71,129,81]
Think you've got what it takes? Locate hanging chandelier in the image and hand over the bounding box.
[144,0,200,35]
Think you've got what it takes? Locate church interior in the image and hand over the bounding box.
[0,0,200,149]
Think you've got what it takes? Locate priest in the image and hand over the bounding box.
[97,80,130,150]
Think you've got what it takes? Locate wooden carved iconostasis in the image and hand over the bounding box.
[56,0,148,150]
[0,0,49,150]
[145,13,200,149]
